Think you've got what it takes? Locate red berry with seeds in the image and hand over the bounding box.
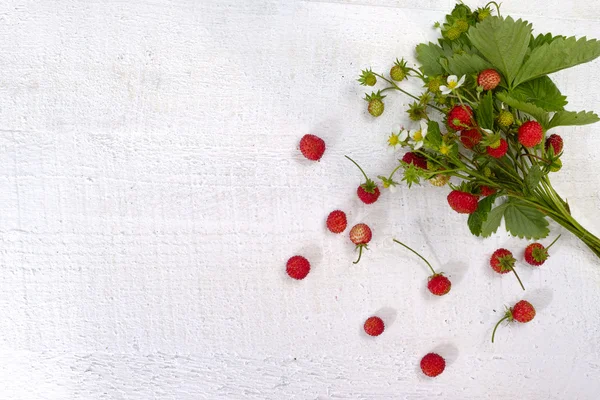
[545,134,563,155]
[480,185,496,197]
[491,300,536,342]
[350,223,372,264]
[420,353,446,377]
[447,190,479,214]
[447,105,473,131]
[326,210,347,234]
[518,121,544,148]
[286,256,310,280]
[477,69,501,90]
[486,138,508,158]
[393,239,451,296]
[524,235,560,266]
[490,248,525,290]
[460,129,482,149]
[402,152,428,169]
[299,134,326,161]
[346,155,380,204]
[363,316,385,336]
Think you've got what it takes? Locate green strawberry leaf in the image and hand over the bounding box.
[467,16,532,86]
[503,199,550,239]
[416,42,447,76]
[445,52,493,77]
[496,92,550,128]
[547,110,600,129]
[476,91,494,130]
[467,194,498,236]
[514,36,600,87]
[425,120,443,148]
[524,165,542,195]
[528,33,565,50]
[481,202,508,237]
[512,76,567,112]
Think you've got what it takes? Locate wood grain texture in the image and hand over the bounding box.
[0,0,599,399]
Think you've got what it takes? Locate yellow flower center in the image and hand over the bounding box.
[448,80,458,89]
[388,134,400,147]
[413,130,423,141]
[440,144,451,155]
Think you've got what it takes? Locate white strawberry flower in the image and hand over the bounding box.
[387,123,409,152]
[410,120,428,150]
[439,75,466,95]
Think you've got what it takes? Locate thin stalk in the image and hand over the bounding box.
[345,155,370,182]
[353,246,364,264]
[491,315,509,343]
[510,267,525,291]
[393,239,436,275]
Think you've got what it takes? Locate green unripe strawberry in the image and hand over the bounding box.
[476,8,491,22]
[497,110,514,127]
[368,99,384,117]
[550,159,562,172]
[427,76,443,93]
[390,65,406,81]
[446,27,461,41]
[358,69,377,86]
[455,20,469,33]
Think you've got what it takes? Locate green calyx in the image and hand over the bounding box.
[358,68,377,86]
[408,101,428,121]
[497,253,516,272]
[345,155,378,192]
[531,246,549,262]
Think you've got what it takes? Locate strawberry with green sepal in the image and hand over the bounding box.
[518,121,544,147]
[447,184,479,214]
[350,223,372,264]
[486,138,508,158]
[447,104,473,131]
[545,134,563,155]
[490,248,525,291]
[364,91,385,117]
[358,68,377,86]
[345,155,381,204]
[491,300,536,343]
[393,239,451,296]
[390,58,409,82]
[477,69,501,91]
[525,234,561,266]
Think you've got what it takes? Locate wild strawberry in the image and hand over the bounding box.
[350,223,372,264]
[429,174,451,187]
[364,91,385,117]
[446,27,461,41]
[455,19,469,33]
[447,105,473,131]
[545,134,563,155]
[420,353,446,377]
[497,110,514,127]
[524,235,560,266]
[402,152,428,169]
[490,248,525,291]
[486,138,508,158]
[477,69,501,91]
[299,134,326,161]
[358,68,377,86]
[460,129,482,149]
[491,300,536,343]
[326,210,347,234]
[390,58,408,81]
[286,256,310,280]
[393,239,452,296]
[518,121,544,147]
[480,185,496,197]
[346,155,380,204]
[363,316,385,336]
[447,190,479,214]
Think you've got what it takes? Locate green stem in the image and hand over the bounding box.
[491,315,509,343]
[374,73,444,112]
[393,239,436,275]
[345,155,370,182]
[486,1,502,17]
[510,266,525,291]
[546,234,561,250]
[353,245,364,264]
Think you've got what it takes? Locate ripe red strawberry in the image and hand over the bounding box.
[286,256,310,280]
[393,239,451,296]
[460,129,482,149]
[524,235,560,266]
[326,210,347,234]
[350,223,372,264]
[299,134,326,161]
[518,121,544,148]
[491,300,536,342]
[420,353,446,377]
[480,185,496,197]
[363,316,384,336]
[402,152,427,169]
[447,105,473,131]
[486,138,508,158]
[346,155,380,204]
[545,134,563,155]
[490,248,525,290]
[447,190,478,214]
[477,69,501,90]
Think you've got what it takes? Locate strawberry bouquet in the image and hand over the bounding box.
[357,2,600,259]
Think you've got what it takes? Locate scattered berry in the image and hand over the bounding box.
[497,110,514,127]
[480,185,496,197]
[286,256,310,280]
[491,300,536,342]
[402,152,428,169]
[420,353,446,377]
[460,129,482,149]
[524,235,561,266]
[447,105,473,131]
[326,210,347,234]
[447,190,479,214]
[518,121,544,148]
[490,248,525,290]
[346,155,381,204]
[350,223,372,264]
[545,134,564,155]
[477,69,501,90]
[393,239,451,296]
[363,316,385,336]
[486,138,508,158]
[299,134,326,161]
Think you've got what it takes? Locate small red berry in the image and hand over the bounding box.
[480,185,496,197]
[518,121,544,148]
[420,353,446,377]
[545,134,563,155]
[427,274,452,296]
[326,210,347,234]
[402,152,428,169]
[447,105,473,131]
[512,300,536,323]
[524,235,559,266]
[447,190,479,214]
[363,316,385,336]
[477,69,501,90]
[460,129,482,149]
[490,248,525,290]
[299,134,326,161]
[286,256,310,280]
[486,138,508,158]
[350,223,372,264]
[357,186,381,204]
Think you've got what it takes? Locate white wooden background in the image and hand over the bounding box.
[1,1,600,399]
